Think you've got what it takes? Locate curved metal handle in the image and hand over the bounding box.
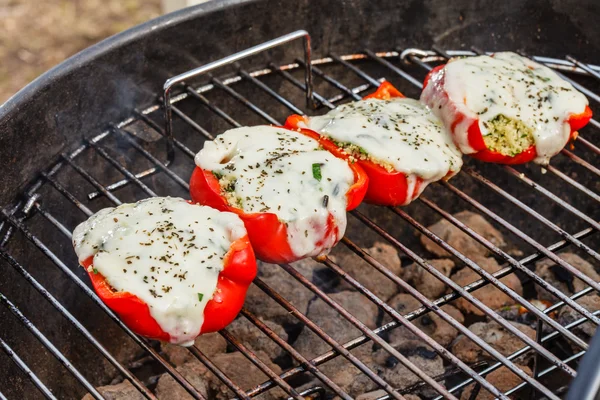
[162,30,314,142]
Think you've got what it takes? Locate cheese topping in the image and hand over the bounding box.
[73,197,246,346]
[303,97,463,182]
[195,126,354,258]
[436,52,588,164]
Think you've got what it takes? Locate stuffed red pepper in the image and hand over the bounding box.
[73,197,256,346]
[421,52,592,165]
[190,125,368,264]
[286,81,463,206]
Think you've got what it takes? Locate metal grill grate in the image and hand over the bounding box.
[1,31,599,400]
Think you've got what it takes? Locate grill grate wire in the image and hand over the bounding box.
[0,31,599,400]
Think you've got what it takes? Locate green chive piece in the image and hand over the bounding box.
[93,268,98,274]
[224,179,236,192]
[197,293,204,302]
[312,163,322,181]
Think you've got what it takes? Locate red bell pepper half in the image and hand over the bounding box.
[82,234,256,341]
[422,64,593,164]
[286,81,443,206]
[189,129,368,264]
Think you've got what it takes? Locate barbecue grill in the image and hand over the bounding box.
[1,0,599,399]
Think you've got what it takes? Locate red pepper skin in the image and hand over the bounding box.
[286,82,442,206]
[189,129,368,264]
[200,235,256,333]
[422,63,593,164]
[291,126,369,211]
[422,64,444,92]
[569,106,593,132]
[363,81,405,100]
[82,234,256,341]
[189,169,295,263]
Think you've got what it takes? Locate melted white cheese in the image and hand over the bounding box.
[303,97,463,182]
[72,197,246,346]
[432,52,588,164]
[195,126,354,259]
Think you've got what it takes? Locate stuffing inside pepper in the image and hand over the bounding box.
[482,114,535,157]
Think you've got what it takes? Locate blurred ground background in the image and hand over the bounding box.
[0,0,163,103]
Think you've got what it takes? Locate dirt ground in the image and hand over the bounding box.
[0,0,161,103]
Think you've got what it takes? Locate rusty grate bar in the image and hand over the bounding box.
[0,291,102,399]
[0,249,155,399]
[240,307,351,399]
[392,205,588,352]
[0,336,57,400]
